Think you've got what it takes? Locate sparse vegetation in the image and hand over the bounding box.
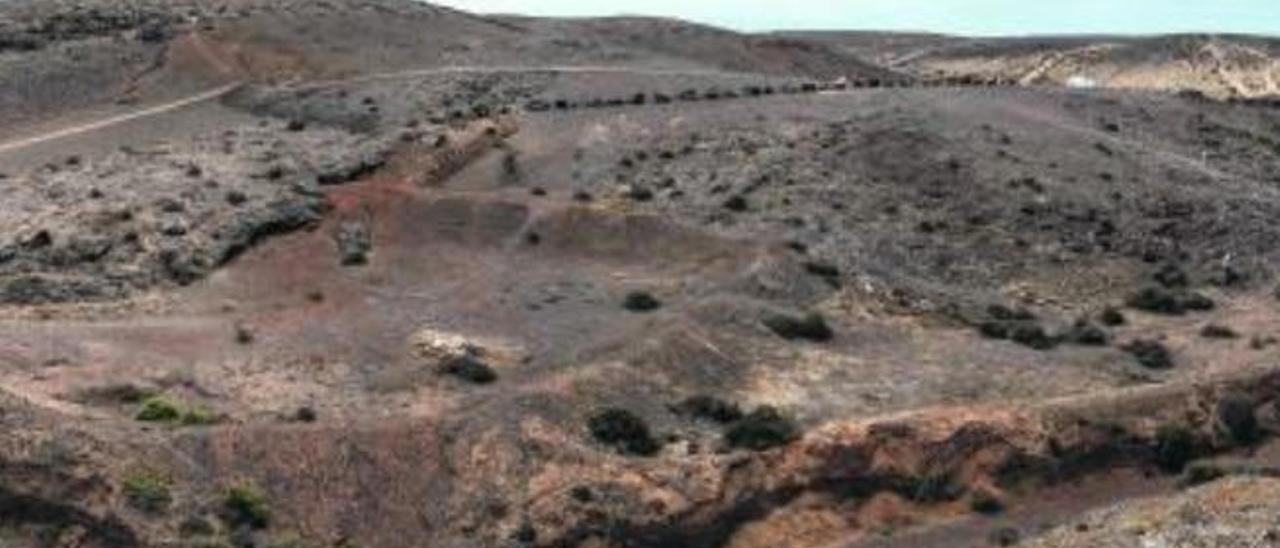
[725,406,798,450]
[673,395,744,424]
[1122,339,1174,369]
[1068,320,1110,346]
[1154,424,1198,473]
[440,355,498,384]
[588,408,661,456]
[123,472,172,514]
[1200,324,1239,339]
[763,311,833,342]
[622,291,662,313]
[968,487,1005,515]
[1099,307,1127,326]
[1217,395,1260,445]
[136,396,217,426]
[223,482,271,529]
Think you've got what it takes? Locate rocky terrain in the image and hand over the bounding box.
[792,32,1280,98]
[1,1,1280,547]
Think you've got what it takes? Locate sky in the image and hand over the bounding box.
[432,0,1279,36]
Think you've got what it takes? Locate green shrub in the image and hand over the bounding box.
[622,291,662,313]
[136,397,182,422]
[673,395,743,424]
[763,312,833,342]
[440,355,498,384]
[1099,307,1127,326]
[224,482,271,529]
[1217,395,1260,446]
[588,408,661,456]
[136,396,217,426]
[968,487,1005,515]
[1154,424,1197,473]
[725,406,798,450]
[123,473,172,513]
[1122,339,1174,369]
[1200,324,1239,339]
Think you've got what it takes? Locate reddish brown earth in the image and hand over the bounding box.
[3,2,1280,548]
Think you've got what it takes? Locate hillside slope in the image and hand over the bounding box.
[789,32,1280,97]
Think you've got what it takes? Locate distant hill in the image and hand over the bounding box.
[782,31,1280,97]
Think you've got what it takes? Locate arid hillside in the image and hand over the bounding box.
[790,32,1280,98]
[2,2,1280,548]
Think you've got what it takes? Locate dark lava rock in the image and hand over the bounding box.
[588,408,661,456]
[217,200,323,265]
[763,311,833,342]
[1122,339,1174,370]
[335,222,372,266]
[725,406,799,451]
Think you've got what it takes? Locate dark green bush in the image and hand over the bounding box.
[725,406,798,450]
[224,482,271,529]
[124,473,172,514]
[1201,324,1239,339]
[622,291,662,313]
[763,312,833,342]
[1155,424,1197,473]
[673,395,744,424]
[588,408,661,456]
[1122,339,1174,369]
[440,355,498,384]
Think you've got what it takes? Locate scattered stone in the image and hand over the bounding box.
[335,221,372,266]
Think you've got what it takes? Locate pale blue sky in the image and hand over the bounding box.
[433,0,1279,36]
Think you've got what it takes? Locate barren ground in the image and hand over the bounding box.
[2,2,1280,548]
